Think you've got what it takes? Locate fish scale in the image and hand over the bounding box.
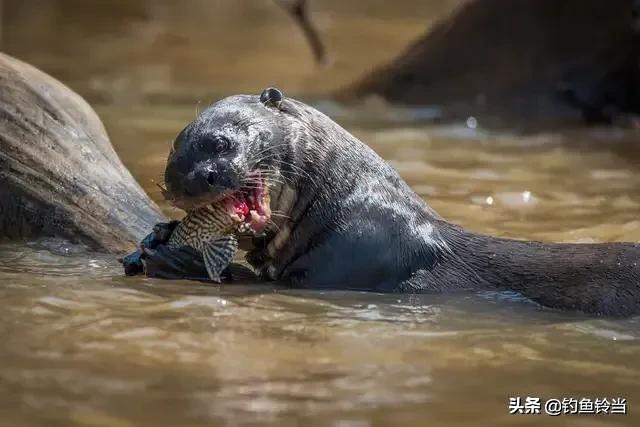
[166,204,239,282]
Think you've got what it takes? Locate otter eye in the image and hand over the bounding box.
[212,135,231,152]
[201,135,231,152]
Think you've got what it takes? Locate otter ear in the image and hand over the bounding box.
[260,87,284,109]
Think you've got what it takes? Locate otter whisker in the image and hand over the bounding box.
[243,169,289,185]
[275,158,313,177]
[271,165,318,188]
[250,141,297,158]
[270,211,291,220]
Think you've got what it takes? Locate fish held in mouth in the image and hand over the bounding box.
[160,180,271,282]
[165,203,240,282]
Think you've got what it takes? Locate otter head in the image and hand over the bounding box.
[163,88,288,234]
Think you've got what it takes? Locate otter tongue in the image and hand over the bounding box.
[235,200,249,216]
[223,197,249,222]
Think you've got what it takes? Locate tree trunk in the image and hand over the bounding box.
[0,52,165,252]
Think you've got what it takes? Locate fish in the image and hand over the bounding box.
[120,179,270,279]
[166,203,241,282]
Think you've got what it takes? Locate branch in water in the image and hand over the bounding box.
[274,0,328,65]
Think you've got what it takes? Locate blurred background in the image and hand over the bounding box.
[0,0,460,104]
[3,0,639,127]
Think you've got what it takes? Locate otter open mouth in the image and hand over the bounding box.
[162,173,271,235]
[222,178,271,235]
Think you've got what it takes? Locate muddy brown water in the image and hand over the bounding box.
[1,1,640,426]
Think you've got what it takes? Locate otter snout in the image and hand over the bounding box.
[165,159,241,208]
[183,166,217,197]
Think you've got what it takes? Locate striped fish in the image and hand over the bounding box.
[166,204,239,282]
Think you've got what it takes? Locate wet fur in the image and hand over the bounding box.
[151,94,640,316]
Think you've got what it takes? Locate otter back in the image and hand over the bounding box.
[167,204,238,282]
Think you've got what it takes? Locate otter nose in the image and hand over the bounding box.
[183,167,217,197]
[181,165,239,198]
[206,171,215,186]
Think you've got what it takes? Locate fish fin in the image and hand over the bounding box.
[203,236,238,283]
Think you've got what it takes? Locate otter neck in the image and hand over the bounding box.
[436,219,640,316]
[269,117,351,224]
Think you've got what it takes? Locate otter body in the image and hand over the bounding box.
[142,89,640,316]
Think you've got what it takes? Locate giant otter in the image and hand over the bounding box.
[139,88,640,317]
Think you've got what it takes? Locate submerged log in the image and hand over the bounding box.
[343,0,639,125]
[0,52,165,252]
